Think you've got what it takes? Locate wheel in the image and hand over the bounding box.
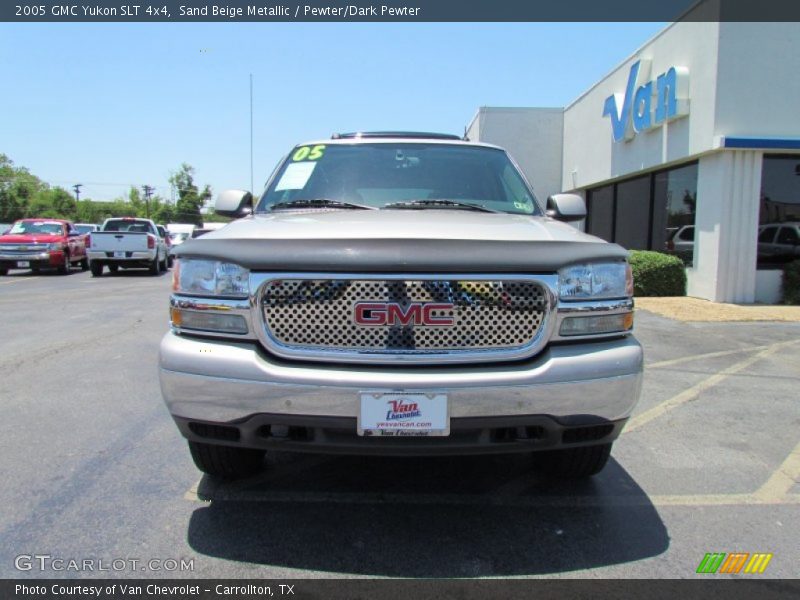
[188,441,265,479]
[80,257,89,271]
[160,253,168,271]
[90,261,103,277]
[534,443,612,479]
[58,252,71,275]
[149,256,159,275]
[167,255,174,268]
[108,264,119,273]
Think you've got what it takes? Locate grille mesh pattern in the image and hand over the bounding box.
[261,279,547,353]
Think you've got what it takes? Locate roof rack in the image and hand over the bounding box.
[331,131,464,141]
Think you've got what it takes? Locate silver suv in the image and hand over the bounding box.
[160,132,642,480]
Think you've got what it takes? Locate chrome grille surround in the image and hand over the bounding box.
[252,273,558,364]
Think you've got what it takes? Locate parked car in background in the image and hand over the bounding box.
[0,218,88,275]
[758,222,800,264]
[665,225,695,264]
[156,224,174,268]
[86,217,169,276]
[74,223,100,235]
[168,231,190,260]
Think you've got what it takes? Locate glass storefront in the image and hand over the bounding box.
[586,162,698,266]
[758,155,800,268]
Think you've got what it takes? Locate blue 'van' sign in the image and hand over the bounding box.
[603,60,689,143]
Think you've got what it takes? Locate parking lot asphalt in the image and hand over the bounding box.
[0,267,798,579]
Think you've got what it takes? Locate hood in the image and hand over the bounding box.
[176,209,629,273]
[201,210,603,243]
[0,234,63,244]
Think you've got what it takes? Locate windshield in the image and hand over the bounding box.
[9,221,64,235]
[256,143,541,215]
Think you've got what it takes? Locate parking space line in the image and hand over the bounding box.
[753,440,800,502]
[624,340,798,434]
[647,345,774,369]
[182,487,800,507]
[0,276,40,285]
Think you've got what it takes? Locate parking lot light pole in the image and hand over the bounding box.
[73,184,82,202]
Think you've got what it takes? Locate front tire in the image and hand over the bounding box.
[534,443,612,479]
[188,441,265,479]
[90,261,103,277]
[58,253,70,275]
[80,257,89,271]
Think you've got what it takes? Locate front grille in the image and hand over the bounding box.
[259,277,548,359]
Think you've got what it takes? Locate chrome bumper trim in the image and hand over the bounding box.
[159,332,643,423]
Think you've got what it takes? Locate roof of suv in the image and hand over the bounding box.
[297,131,504,151]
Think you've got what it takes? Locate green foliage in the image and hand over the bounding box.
[170,163,212,226]
[783,260,800,305]
[0,155,212,227]
[629,250,687,297]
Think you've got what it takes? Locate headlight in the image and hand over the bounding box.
[558,262,632,300]
[173,258,249,297]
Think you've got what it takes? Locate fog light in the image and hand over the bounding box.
[559,313,633,336]
[171,308,248,335]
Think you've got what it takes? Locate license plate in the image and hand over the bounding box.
[113,251,125,258]
[17,261,30,268]
[358,392,449,437]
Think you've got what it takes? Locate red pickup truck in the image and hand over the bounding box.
[0,218,88,275]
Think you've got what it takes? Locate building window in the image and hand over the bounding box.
[759,155,800,268]
[615,175,651,251]
[654,163,698,266]
[586,184,614,242]
[585,162,697,266]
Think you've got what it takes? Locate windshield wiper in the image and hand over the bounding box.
[270,198,377,211]
[383,199,502,214]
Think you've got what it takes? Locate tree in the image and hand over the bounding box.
[0,154,47,221]
[169,163,211,225]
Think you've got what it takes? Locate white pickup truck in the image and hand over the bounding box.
[87,217,169,276]
[160,132,643,480]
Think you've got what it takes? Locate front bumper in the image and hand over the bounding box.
[0,251,61,269]
[159,332,643,454]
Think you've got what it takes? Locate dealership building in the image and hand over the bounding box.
[467,16,800,303]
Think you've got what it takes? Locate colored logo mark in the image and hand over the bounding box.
[696,552,773,574]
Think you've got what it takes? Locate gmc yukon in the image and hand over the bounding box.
[160,132,643,479]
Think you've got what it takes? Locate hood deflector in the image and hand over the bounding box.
[176,238,628,272]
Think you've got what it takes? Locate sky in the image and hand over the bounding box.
[0,22,665,203]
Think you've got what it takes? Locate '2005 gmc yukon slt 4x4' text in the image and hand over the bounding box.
[159,132,643,479]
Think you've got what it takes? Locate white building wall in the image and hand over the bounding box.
[468,107,564,203]
[714,22,800,139]
[689,150,762,302]
[562,21,721,191]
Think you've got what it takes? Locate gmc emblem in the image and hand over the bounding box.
[354,302,455,326]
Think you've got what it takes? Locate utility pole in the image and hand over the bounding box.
[73,184,82,202]
[250,73,254,194]
[142,185,154,219]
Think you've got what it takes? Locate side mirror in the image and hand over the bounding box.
[215,189,253,218]
[546,193,586,222]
